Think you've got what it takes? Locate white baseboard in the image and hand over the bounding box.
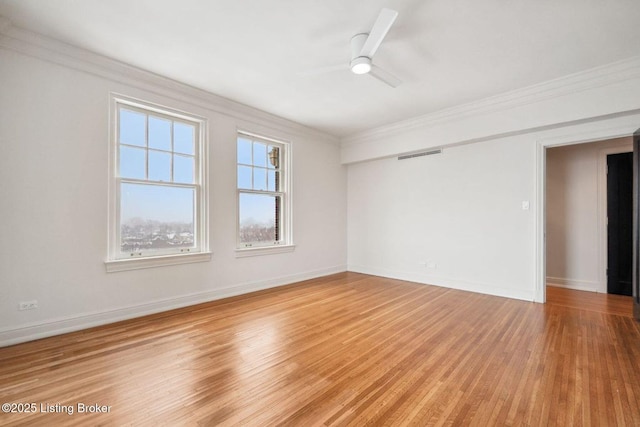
[546,276,602,293]
[348,265,535,302]
[0,265,347,347]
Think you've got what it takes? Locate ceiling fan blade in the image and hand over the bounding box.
[359,8,398,58]
[298,64,347,76]
[369,65,401,88]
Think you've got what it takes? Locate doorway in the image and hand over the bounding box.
[607,152,633,296]
[544,138,633,296]
[535,123,640,322]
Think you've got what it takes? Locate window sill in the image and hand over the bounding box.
[235,244,296,258]
[105,252,212,273]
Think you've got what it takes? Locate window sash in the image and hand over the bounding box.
[237,190,283,247]
[117,107,198,185]
[117,179,200,258]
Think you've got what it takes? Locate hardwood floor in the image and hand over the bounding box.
[1,272,639,426]
[546,284,634,318]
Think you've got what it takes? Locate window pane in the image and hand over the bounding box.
[267,169,276,191]
[174,122,195,155]
[120,183,195,253]
[149,116,171,151]
[253,142,267,167]
[238,165,252,189]
[120,146,146,179]
[120,108,146,147]
[238,138,252,165]
[174,154,194,184]
[253,167,267,190]
[239,193,277,244]
[148,150,171,182]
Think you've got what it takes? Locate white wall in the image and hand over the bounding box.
[0,40,347,345]
[546,137,632,292]
[348,136,536,300]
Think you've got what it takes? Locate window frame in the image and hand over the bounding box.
[106,94,210,272]
[235,131,294,257]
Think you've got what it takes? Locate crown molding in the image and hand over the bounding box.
[342,55,640,147]
[0,16,339,145]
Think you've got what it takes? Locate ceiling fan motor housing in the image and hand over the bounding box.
[350,33,371,74]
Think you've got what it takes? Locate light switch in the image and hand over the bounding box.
[522,201,530,210]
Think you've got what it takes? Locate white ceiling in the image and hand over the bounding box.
[1,0,639,138]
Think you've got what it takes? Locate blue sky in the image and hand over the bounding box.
[119,110,278,226]
[121,183,194,223]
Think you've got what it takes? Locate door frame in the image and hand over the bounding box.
[535,122,639,303]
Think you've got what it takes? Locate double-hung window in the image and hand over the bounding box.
[236,132,292,255]
[107,95,209,271]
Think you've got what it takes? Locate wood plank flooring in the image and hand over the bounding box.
[1,272,639,426]
[546,284,634,318]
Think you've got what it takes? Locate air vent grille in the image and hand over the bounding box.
[398,149,442,160]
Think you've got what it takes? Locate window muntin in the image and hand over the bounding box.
[237,134,287,248]
[112,99,204,260]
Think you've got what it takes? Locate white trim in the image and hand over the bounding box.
[105,251,212,273]
[348,265,535,302]
[536,120,640,304]
[534,124,637,148]
[0,18,338,145]
[235,132,293,251]
[597,144,633,293]
[235,244,296,258]
[107,94,210,267]
[546,277,601,293]
[114,93,209,123]
[238,129,291,146]
[285,135,294,247]
[534,141,546,303]
[0,265,347,347]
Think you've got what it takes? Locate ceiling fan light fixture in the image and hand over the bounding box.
[351,57,372,74]
[307,9,400,86]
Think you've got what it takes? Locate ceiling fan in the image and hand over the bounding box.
[308,8,401,88]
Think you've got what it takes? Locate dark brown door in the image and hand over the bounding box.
[607,152,633,296]
[633,129,640,320]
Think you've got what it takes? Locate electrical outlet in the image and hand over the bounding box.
[19,300,38,311]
